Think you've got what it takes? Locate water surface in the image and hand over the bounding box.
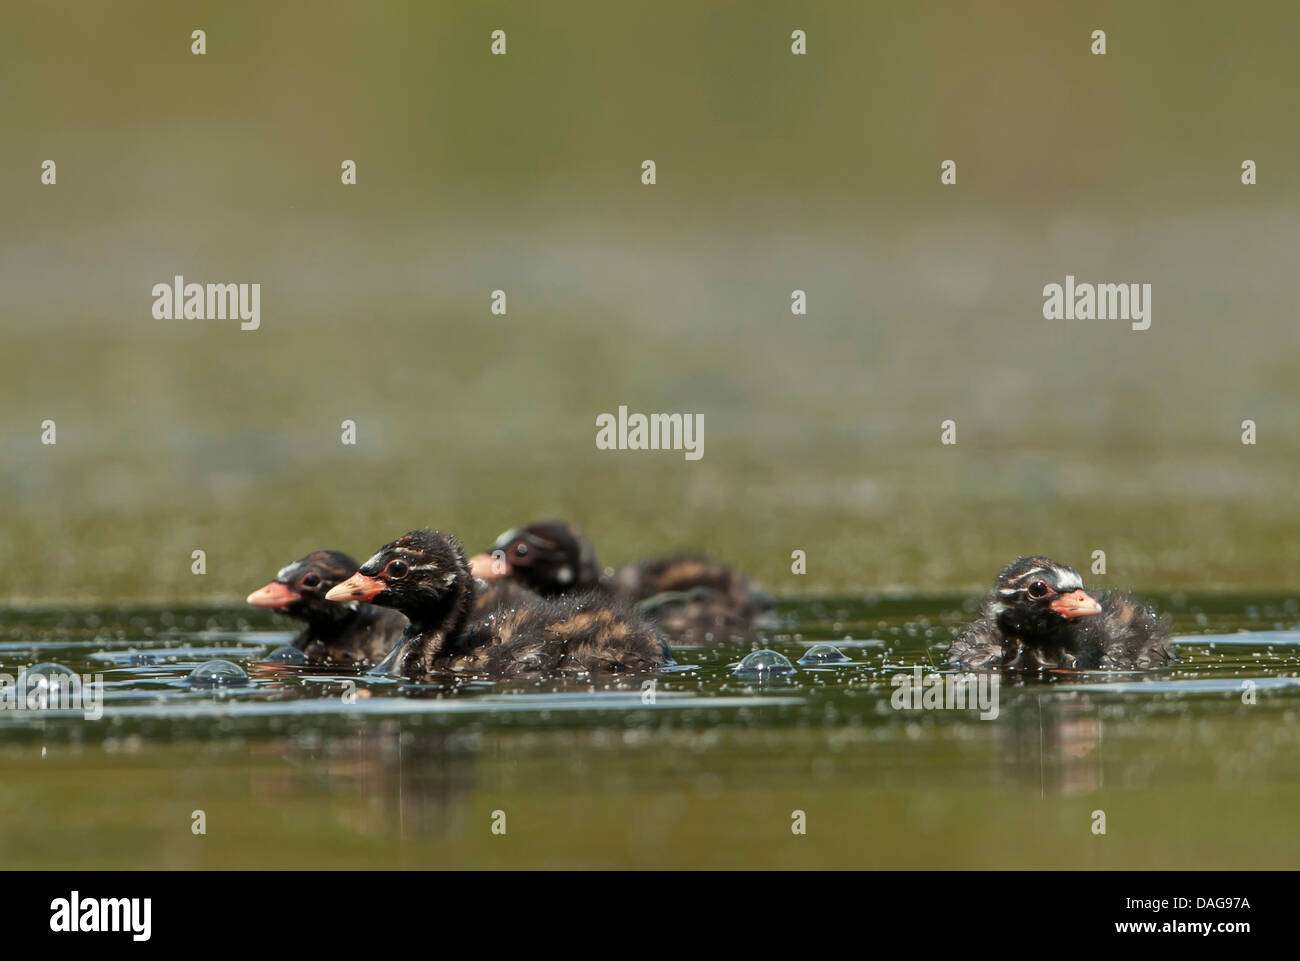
[2,593,1298,869]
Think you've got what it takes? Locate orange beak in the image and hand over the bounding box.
[325,572,387,602]
[246,581,300,610]
[1050,589,1102,619]
[469,552,507,580]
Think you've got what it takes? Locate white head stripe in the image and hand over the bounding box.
[1012,567,1046,581]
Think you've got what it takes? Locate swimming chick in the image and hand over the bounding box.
[326,529,672,680]
[246,550,408,665]
[468,519,776,645]
[947,555,1176,671]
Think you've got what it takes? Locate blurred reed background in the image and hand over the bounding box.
[1,0,1297,602]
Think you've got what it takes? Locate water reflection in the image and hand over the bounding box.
[1,596,1299,867]
[995,692,1104,798]
[249,726,483,841]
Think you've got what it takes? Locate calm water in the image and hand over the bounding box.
[2,594,1298,869]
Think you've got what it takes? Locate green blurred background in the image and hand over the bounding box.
[2,0,1297,603]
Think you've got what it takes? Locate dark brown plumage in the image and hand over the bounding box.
[469,520,603,596]
[468,519,776,645]
[246,550,408,666]
[471,573,545,619]
[612,554,777,644]
[327,529,672,680]
[947,555,1176,672]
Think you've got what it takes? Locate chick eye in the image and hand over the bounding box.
[386,559,408,579]
[514,543,529,557]
[301,573,321,588]
[1027,580,1051,598]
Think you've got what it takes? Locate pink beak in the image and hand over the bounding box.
[469,552,507,580]
[246,581,300,610]
[1050,589,1102,619]
[325,572,387,602]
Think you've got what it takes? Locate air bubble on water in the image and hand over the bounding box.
[24,662,77,690]
[263,646,308,665]
[732,649,796,679]
[184,659,250,688]
[798,644,851,665]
